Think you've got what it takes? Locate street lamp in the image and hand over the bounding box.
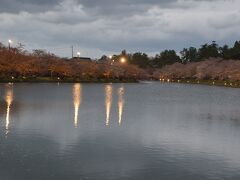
[120,57,126,63]
[8,39,12,50]
[109,55,115,65]
[77,52,81,58]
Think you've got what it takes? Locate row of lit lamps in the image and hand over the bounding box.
[160,78,238,87]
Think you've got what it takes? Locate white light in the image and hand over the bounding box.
[109,55,112,59]
[77,52,81,57]
[120,57,126,63]
[8,39,12,44]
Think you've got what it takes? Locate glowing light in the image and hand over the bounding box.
[167,79,170,83]
[8,39,12,44]
[118,86,124,125]
[120,57,126,63]
[77,52,81,57]
[5,85,13,132]
[109,55,112,59]
[73,83,81,128]
[105,85,112,126]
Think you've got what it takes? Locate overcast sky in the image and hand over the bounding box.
[0,0,240,58]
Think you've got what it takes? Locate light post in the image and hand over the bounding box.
[109,55,114,65]
[119,57,127,79]
[8,39,12,50]
[77,52,81,58]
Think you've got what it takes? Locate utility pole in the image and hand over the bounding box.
[17,43,25,51]
[71,45,74,59]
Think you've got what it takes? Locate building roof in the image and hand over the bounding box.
[71,57,92,61]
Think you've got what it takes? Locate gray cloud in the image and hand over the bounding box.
[0,0,60,13]
[0,0,239,58]
[0,0,215,13]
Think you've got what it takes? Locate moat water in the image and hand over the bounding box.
[1,82,240,180]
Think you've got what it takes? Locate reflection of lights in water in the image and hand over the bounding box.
[73,83,81,128]
[118,86,124,125]
[105,85,112,126]
[5,85,13,132]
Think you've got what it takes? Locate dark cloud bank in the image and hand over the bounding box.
[0,0,239,58]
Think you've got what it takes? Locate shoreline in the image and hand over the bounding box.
[0,77,139,83]
[160,79,240,88]
[1,77,240,89]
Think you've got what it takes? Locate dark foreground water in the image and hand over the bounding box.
[1,82,240,180]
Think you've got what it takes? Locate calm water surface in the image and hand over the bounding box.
[1,82,240,180]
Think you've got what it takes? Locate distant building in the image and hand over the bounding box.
[71,57,92,62]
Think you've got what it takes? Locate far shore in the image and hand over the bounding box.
[1,77,240,89]
[0,77,139,83]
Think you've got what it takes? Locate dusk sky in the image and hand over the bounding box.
[0,0,240,58]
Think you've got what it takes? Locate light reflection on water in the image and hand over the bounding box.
[0,83,240,180]
[118,86,124,125]
[4,84,13,133]
[73,83,81,128]
[104,84,125,126]
[105,84,113,126]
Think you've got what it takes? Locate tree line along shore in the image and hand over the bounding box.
[0,41,240,86]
